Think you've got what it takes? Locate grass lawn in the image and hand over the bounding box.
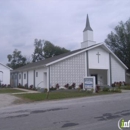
[0,88,25,94]
[16,90,119,101]
[121,86,130,90]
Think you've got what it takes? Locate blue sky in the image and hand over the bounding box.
[0,0,130,64]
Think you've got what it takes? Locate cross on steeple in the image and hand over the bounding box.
[96,52,100,63]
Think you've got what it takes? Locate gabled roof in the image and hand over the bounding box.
[11,43,128,72]
[83,14,93,32]
[11,44,100,72]
[0,63,12,70]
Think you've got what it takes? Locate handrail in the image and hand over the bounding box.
[37,81,44,88]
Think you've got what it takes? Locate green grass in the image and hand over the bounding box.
[0,88,25,94]
[121,86,130,90]
[16,91,119,101]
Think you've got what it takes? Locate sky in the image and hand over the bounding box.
[0,0,130,64]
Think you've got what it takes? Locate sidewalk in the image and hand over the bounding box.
[12,88,39,95]
[121,89,130,93]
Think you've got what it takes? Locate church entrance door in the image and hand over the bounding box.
[91,74,97,85]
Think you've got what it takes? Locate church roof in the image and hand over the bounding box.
[0,63,12,70]
[11,44,99,72]
[11,43,128,72]
[83,14,93,32]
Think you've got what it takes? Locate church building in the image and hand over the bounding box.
[0,63,12,85]
[11,15,128,89]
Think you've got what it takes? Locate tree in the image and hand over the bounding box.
[105,18,130,71]
[7,49,27,69]
[32,39,44,62]
[32,39,70,62]
[43,41,70,58]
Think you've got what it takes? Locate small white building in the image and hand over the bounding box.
[11,15,128,89]
[0,63,12,85]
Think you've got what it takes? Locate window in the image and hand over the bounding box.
[36,72,38,77]
[24,73,26,79]
[19,74,21,79]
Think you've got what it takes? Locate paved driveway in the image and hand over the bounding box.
[0,94,20,108]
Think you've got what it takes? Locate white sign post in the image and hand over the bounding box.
[83,76,96,93]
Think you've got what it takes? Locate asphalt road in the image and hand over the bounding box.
[0,92,130,130]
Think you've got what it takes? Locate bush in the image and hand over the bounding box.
[110,88,121,93]
[50,87,57,91]
[55,84,60,89]
[96,85,100,93]
[71,83,76,89]
[121,85,130,90]
[86,89,93,94]
[68,86,72,89]
[102,87,110,92]
[64,84,69,89]
[30,85,33,89]
[79,83,83,89]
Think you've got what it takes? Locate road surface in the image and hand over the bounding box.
[0,92,130,130]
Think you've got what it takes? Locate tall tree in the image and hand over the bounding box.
[7,49,27,69]
[32,39,70,62]
[32,39,44,62]
[105,18,130,71]
[43,41,70,58]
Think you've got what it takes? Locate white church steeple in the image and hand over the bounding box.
[81,14,96,48]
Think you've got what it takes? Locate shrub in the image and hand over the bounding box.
[110,88,121,93]
[24,83,28,89]
[79,83,83,89]
[102,87,110,92]
[50,87,56,91]
[111,83,115,87]
[64,84,69,89]
[30,85,33,89]
[68,86,72,89]
[96,85,100,93]
[86,89,93,94]
[55,84,60,89]
[71,83,76,89]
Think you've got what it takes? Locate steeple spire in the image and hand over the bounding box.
[83,14,93,32]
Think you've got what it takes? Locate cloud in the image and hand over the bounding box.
[0,0,130,65]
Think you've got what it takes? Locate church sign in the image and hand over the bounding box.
[84,76,96,93]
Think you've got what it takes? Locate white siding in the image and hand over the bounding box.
[23,72,27,86]
[35,68,47,88]
[28,70,34,87]
[0,64,11,85]
[50,52,85,87]
[111,56,125,83]
[88,46,109,69]
[89,69,107,85]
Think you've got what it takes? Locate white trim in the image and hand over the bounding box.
[46,43,128,70]
[0,63,12,70]
[46,43,103,66]
[11,65,46,72]
[103,44,128,69]
[85,52,87,77]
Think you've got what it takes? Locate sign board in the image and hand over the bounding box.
[84,76,96,93]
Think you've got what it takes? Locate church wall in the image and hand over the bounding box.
[88,46,109,69]
[0,64,11,85]
[28,70,34,87]
[23,71,27,86]
[50,52,85,87]
[83,30,93,41]
[89,69,107,85]
[111,56,125,83]
[18,72,22,85]
[35,67,47,88]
